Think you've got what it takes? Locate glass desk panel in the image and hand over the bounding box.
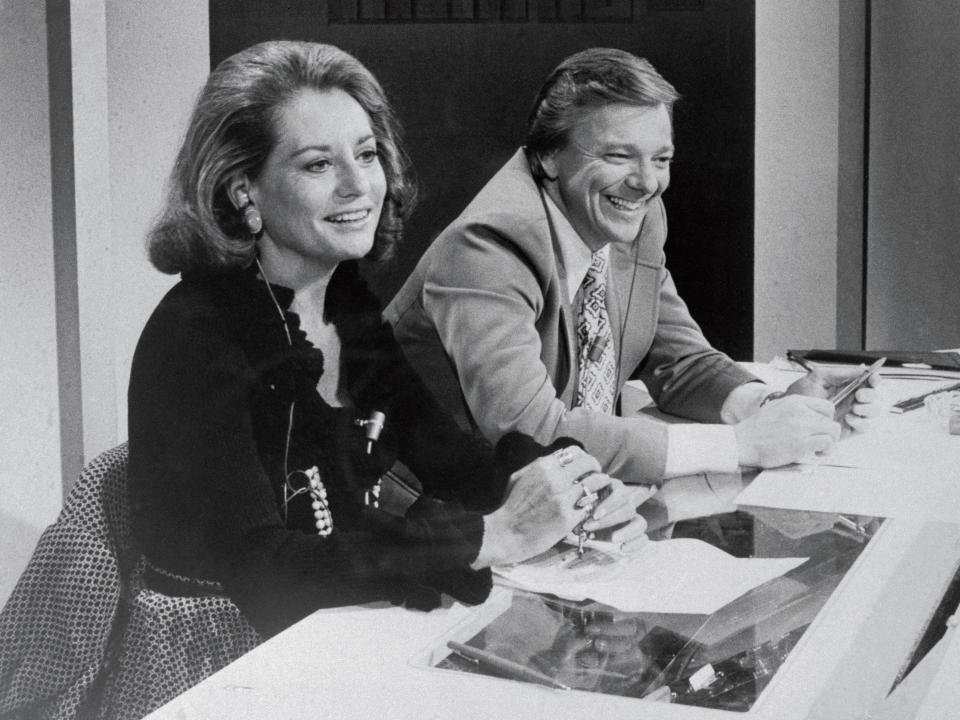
[433,508,882,713]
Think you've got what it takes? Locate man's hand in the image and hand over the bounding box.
[734,394,841,468]
[785,366,884,431]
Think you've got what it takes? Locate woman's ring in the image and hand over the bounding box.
[576,483,599,508]
[554,446,578,468]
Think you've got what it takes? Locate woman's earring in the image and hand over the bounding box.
[236,189,263,235]
[242,203,263,235]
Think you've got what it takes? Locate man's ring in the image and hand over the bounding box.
[555,446,577,468]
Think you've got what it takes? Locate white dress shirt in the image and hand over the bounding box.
[544,193,755,477]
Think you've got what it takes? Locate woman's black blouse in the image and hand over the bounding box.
[127,261,537,638]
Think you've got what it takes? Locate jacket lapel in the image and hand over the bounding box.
[607,201,666,392]
[538,186,580,405]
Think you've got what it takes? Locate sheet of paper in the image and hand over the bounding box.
[734,464,948,520]
[814,410,960,472]
[493,538,806,615]
[735,366,960,521]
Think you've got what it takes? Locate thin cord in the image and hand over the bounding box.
[255,257,296,485]
[256,257,293,346]
[618,237,641,385]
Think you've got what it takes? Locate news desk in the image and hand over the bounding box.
[145,368,960,720]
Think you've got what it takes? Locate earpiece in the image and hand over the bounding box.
[236,187,263,235]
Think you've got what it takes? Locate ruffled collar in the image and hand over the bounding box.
[183,260,399,413]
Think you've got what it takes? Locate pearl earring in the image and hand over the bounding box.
[242,204,263,235]
[236,189,263,235]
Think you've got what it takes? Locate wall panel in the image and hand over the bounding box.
[866,1,960,350]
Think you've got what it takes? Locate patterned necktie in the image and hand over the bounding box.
[575,246,617,413]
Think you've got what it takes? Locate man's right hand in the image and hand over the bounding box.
[733,394,841,468]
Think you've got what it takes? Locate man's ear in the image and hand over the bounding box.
[538,152,558,182]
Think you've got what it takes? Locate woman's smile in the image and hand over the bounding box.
[325,207,374,225]
[248,86,388,278]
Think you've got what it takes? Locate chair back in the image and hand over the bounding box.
[0,443,133,720]
[61,443,137,573]
[1,442,262,720]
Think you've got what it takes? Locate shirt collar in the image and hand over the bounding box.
[542,192,604,303]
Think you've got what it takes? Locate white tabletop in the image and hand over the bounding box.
[145,368,960,720]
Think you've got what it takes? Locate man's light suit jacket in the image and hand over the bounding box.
[386,149,756,484]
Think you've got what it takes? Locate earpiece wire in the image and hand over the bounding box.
[255,256,298,519]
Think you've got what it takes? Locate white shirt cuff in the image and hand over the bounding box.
[719,381,770,424]
[665,424,740,477]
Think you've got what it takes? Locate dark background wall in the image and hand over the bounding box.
[210,0,756,359]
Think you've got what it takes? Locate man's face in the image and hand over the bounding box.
[541,103,673,251]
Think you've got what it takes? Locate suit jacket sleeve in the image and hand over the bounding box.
[633,258,758,423]
[420,221,678,484]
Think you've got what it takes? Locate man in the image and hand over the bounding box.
[386,48,878,485]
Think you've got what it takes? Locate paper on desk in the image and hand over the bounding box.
[734,464,946,519]
[815,411,960,472]
[493,539,806,615]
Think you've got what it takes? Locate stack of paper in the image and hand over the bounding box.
[734,463,952,521]
[494,539,807,615]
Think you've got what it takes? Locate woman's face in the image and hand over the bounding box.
[249,87,387,279]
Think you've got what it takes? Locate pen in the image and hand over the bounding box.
[786,350,816,373]
[446,641,571,690]
[829,357,886,408]
[579,537,626,557]
[834,514,869,538]
[893,382,960,413]
[574,487,602,557]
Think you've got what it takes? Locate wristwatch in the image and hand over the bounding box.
[760,390,787,407]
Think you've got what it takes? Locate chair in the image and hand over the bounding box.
[0,444,261,720]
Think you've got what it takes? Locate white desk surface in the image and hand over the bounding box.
[145,369,960,720]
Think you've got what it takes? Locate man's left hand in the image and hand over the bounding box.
[785,366,884,432]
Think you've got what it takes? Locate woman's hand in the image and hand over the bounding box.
[785,366,884,432]
[473,446,637,568]
[564,483,653,553]
[582,482,655,534]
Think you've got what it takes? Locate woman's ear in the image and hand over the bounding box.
[226,174,253,209]
[227,173,264,236]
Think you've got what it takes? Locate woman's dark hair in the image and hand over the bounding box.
[525,47,680,182]
[148,41,416,274]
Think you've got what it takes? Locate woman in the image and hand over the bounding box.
[119,40,647,717]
